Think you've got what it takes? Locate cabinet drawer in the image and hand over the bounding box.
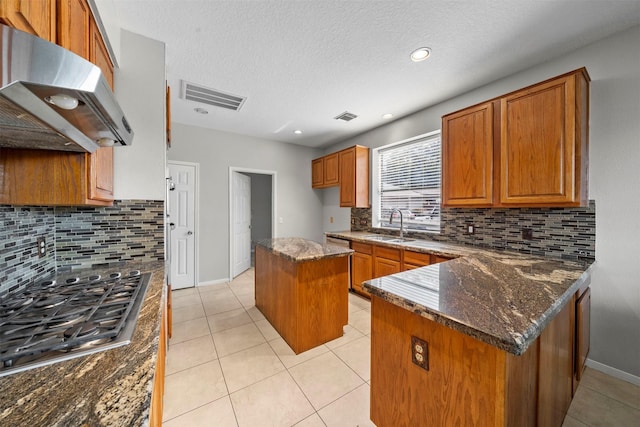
[375,246,401,261]
[351,241,372,255]
[403,250,431,266]
[433,255,453,264]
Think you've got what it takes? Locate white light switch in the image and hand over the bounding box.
[279,217,284,224]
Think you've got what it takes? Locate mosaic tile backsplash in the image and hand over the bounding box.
[0,206,56,294]
[353,200,596,261]
[0,200,164,294]
[55,200,165,269]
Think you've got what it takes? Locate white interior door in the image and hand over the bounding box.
[232,172,251,277]
[169,162,196,289]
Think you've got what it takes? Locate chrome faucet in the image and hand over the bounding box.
[389,208,404,239]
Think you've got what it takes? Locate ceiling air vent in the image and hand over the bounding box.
[181,80,246,111]
[334,111,358,122]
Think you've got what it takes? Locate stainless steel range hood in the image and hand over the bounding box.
[0,24,133,153]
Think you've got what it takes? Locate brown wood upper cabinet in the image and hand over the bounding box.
[442,68,590,208]
[0,0,116,206]
[0,0,56,42]
[312,145,370,208]
[311,152,339,188]
[339,145,369,208]
[442,101,494,207]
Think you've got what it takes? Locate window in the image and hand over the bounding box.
[372,131,441,233]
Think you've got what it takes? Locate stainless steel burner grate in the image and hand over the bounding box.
[0,270,151,377]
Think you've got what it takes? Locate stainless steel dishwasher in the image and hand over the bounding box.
[325,236,352,291]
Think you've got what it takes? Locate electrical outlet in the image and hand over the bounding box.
[466,224,475,234]
[522,228,533,240]
[411,336,429,371]
[36,237,46,258]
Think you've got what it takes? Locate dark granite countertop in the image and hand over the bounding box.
[0,261,166,426]
[257,237,353,262]
[326,231,593,355]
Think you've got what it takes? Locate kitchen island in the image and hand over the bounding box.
[255,237,353,354]
[327,231,593,427]
[0,261,166,427]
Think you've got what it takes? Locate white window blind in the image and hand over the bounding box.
[374,132,441,232]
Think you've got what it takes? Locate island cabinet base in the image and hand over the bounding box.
[255,246,349,354]
[370,296,574,427]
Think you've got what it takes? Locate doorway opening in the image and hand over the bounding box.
[229,168,276,279]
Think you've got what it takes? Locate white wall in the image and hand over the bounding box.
[168,124,324,283]
[112,30,167,200]
[324,25,640,379]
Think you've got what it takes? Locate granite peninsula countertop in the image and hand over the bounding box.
[0,261,166,427]
[257,237,353,262]
[327,231,593,355]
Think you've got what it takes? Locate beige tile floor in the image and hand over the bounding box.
[163,269,640,426]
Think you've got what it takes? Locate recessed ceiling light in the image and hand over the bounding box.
[410,47,431,62]
[294,129,303,135]
[382,113,393,120]
[194,107,208,114]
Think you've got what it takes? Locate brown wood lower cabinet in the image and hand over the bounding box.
[373,246,401,277]
[371,295,575,427]
[403,250,432,270]
[351,242,373,297]
[149,295,168,427]
[255,245,349,354]
[350,242,455,298]
[575,287,591,383]
[432,254,453,264]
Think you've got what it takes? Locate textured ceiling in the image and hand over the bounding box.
[98,0,640,148]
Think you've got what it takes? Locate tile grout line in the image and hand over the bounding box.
[580,381,640,413]
[167,271,374,426]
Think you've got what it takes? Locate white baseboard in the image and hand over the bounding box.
[198,278,230,287]
[586,358,640,386]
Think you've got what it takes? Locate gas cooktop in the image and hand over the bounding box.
[0,270,151,377]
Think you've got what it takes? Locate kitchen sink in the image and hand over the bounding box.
[362,235,398,241]
[362,235,415,243]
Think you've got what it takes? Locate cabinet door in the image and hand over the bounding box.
[339,146,370,208]
[149,297,167,427]
[57,0,90,58]
[324,152,339,186]
[312,158,324,188]
[351,251,373,297]
[374,257,401,277]
[575,287,590,381]
[501,74,578,205]
[87,13,114,202]
[0,0,56,42]
[442,101,494,206]
[339,148,356,206]
[538,299,573,427]
[89,14,114,89]
[89,147,114,201]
